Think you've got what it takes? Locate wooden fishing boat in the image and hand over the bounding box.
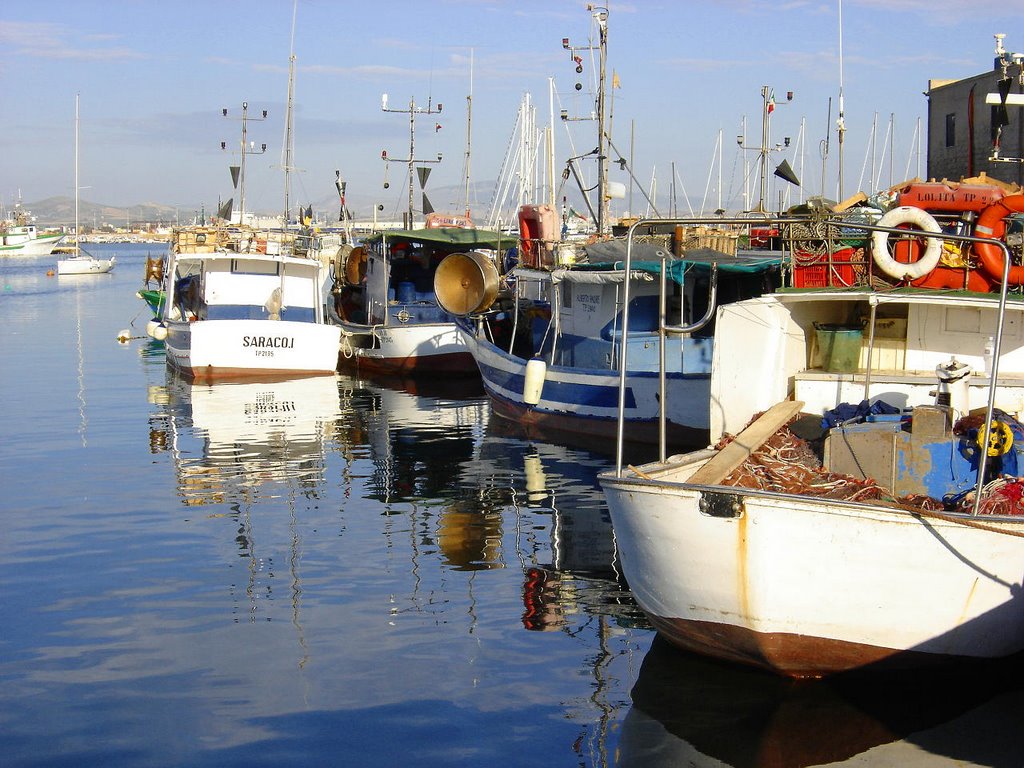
[599,215,1024,678]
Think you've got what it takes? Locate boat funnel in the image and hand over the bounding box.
[434,251,499,315]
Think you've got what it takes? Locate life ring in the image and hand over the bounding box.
[871,206,943,280]
[973,193,1024,285]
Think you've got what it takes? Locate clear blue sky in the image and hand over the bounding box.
[1,0,1019,221]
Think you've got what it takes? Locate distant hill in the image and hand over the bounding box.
[18,197,188,228]
[19,179,595,229]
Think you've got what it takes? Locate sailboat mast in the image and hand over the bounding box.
[74,94,79,251]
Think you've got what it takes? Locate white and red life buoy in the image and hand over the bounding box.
[871,206,943,280]
[974,193,1024,285]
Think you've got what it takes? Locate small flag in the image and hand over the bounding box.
[435,123,442,132]
[767,89,776,114]
[612,71,621,89]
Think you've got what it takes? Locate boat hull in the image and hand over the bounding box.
[0,232,64,257]
[57,255,116,275]
[165,319,341,381]
[600,462,1024,677]
[464,327,710,447]
[338,321,477,377]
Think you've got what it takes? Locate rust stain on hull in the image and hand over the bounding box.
[647,614,960,678]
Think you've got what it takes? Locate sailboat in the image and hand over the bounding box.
[57,96,115,276]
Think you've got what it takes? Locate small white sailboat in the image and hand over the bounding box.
[57,96,115,276]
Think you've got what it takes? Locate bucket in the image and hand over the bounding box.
[815,324,863,372]
[396,281,416,304]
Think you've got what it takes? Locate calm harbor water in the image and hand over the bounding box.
[2,243,1024,767]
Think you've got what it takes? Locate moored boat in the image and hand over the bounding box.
[153,224,340,381]
[56,97,115,276]
[330,226,514,377]
[0,207,64,257]
[447,219,781,449]
[599,215,1024,678]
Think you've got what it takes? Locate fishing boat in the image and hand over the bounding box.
[57,96,115,276]
[599,213,1024,678]
[330,225,513,377]
[446,219,780,448]
[152,224,340,380]
[0,203,64,257]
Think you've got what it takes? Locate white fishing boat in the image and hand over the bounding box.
[0,203,64,257]
[153,225,340,381]
[599,213,1024,678]
[331,226,514,377]
[57,96,115,276]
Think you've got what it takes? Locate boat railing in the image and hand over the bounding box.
[612,215,1014,517]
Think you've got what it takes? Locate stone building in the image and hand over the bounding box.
[928,50,1024,187]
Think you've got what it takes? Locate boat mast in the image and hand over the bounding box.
[74,94,79,254]
[381,94,442,228]
[282,0,298,227]
[837,0,846,200]
[464,49,473,220]
[221,102,267,226]
[562,4,610,235]
[595,6,609,236]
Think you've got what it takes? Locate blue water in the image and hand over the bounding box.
[2,243,1023,767]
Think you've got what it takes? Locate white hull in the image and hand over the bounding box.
[601,284,1024,677]
[0,233,65,257]
[602,457,1024,677]
[57,255,116,275]
[158,227,341,380]
[165,318,340,380]
[339,321,474,377]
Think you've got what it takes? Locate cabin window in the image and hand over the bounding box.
[231,259,280,275]
[945,113,956,147]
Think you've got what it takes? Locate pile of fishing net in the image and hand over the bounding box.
[714,421,944,511]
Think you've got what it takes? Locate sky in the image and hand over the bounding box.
[1,0,1021,224]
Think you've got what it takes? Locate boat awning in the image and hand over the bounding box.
[514,249,781,285]
[366,227,514,251]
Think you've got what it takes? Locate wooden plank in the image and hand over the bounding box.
[688,400,805,486]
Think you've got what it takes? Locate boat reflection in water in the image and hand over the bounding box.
[339,375,639,622]
[143,369,645,764]
[621,635,1024,767]
[157,372,343,505]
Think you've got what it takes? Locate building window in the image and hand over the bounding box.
[945,113,956,147]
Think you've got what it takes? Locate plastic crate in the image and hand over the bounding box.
[792,247,857,288]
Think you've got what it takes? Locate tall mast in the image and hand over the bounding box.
[837,0,846,200]
[381,94,442,228]
[74,94,79,252]
[562,4,610,235]
[464,50,473,219]
[595,6,609,236]
[221,102,267,225]
[282,0,297,226]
